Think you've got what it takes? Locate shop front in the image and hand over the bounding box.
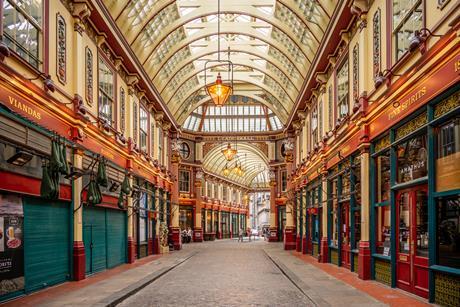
[370,84,460,302]
[277,205,286,242]
[305,178,322,259]
[221,211,230,239]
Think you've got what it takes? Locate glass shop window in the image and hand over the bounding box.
[331,179,339,247]
[437,195,460,269]
[179,170,190,193]
[336,58,349,119]
[341,170,351,200]
[415,190,428,257]
[436,118,460,192]
[214,211,218,233]
[393,0,423,61]
[206,210,212,233]
[3,0,42,68]
[376,151,391,203]
[139,193,147,243]
[98,57,114,124]
[396,134,427,184]
[399,192,411,254]
[179,208,193,231]
[375,205,391,255]
[139,107,148,152]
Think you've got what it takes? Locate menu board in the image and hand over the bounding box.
[0,194,24,297]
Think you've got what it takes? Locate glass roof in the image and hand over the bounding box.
[103,0,337,125]
[183,99,283,132]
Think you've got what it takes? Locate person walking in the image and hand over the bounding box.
[238,227,243,242]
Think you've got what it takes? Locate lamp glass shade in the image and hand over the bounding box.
[221,143,237,161]
[206,73,232,106]
[222,164,230,176]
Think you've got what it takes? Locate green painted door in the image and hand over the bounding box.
[106,210,126,268]
[83,206,106,274]
[24,198,70,292]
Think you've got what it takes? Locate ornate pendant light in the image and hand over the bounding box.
[204,0,233,106]
[222,163,231,176]
[222,143,237,161]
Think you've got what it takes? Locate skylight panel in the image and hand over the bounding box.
[255,27,271,36]
[255,6,273,15]
[179,6,198,16]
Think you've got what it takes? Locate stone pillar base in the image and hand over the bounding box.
[319,237,328,263]
[296,234,301,252]
[193,228,203,242]
[73,241,85,281]
[358,241,371,280]
[148,238,153,255]
[284,226,296,250]
[127,237,136,263]
[302,236,308,254]
[268,227,278,242]
[170,227,182,250]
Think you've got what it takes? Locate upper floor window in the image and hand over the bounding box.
[139,106,148,152]
[179,142,190,159]
[98,57,114,124]
[393,0,423,61]
[158,127,163,163]
[337,58,349,119]
[3,0,42,68]
[311,106,318,143]
[281,170,287,192]
[222,186,227,201]
[179,170,190,193]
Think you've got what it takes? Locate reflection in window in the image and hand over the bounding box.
[337,59,349,119]
[437,196,460,269]
[98,57,114,124]
[397,134,427,183]
[399,192,410,254]
[3,0,42,68]
[139,107,148,152]
[393,0,423,60]
[376,151,391,202]
[375,205,391,255]
[437,119,460,158]
[416,190,428,257]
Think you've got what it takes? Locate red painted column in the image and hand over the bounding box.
[73,241,85,280]
[127,237,136,263]
[358,241,371,279]
[193,171,204,242]
[319,237,329,263]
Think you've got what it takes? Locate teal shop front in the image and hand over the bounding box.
[83,206,126,275]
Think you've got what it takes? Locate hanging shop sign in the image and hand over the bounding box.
[370,51,460,140]
[0,194,24,297]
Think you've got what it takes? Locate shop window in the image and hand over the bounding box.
[281,170,287,192]
[179,170,190,193]
[437,195,460,268]
[415,190,428,257]
[336,58,349,119]
[375,205,391,255]
[139,107,148,152]
[393,0,423,61]
[98,57,114,125]
[331,179,339,247]
[3,0,42,68]
[206,210,212,232]
[376,151,391,202]
[396,134,427,183]
[399,192,411,254]
[139,193,147,243]
[436,119,460,192]
[214,211,219,233]
[179,207,193,231]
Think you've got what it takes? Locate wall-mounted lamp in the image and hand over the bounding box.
[374,69,402,88]
[0,41,11,60]
[409,28,442,52]
[27,73,55,92]
[7,150,33,166]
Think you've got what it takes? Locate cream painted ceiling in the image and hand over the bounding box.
[102,0,337,127]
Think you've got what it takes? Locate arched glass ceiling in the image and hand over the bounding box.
[103,0,338,124]
[203,142,269,188]
[183,99,283,132]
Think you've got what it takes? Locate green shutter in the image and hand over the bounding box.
[24,198,70,292]
[106,210,126,268]
[83,207,107,274]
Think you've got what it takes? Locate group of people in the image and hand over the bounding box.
[181,227,193,243]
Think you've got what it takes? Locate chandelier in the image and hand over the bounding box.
[221,143,237,161]
[204,0,233,106]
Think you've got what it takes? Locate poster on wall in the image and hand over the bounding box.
[0,194,24,297]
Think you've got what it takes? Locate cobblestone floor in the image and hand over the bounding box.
[118,239,384,307]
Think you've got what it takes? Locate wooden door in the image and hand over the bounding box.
[396,186,429,298]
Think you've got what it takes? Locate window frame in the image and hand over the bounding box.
[97,54,116,126]
[179,170,190,193]
[139,105,148,153]
[335,54,349,120]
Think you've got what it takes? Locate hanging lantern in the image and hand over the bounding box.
[206,73,232,106]
[221,143,237,161]
[222,163,230,176]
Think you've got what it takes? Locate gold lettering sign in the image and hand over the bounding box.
[388,87,426,121]
[455,58,460,74]
[8,96,41,120]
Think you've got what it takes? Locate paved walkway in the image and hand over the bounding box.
[1,240,431,307]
